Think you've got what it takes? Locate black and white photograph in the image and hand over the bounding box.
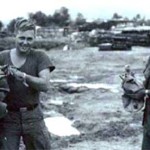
[0,0,150,149]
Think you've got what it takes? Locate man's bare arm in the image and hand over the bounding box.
[10,67,51,92]
[25,68,51,91]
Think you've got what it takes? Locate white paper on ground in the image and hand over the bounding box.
[44,116,80,137]
[49,100,64,106]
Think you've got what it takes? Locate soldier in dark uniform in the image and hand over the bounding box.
[121,64,150,150]
[0,18,55,150]
[0,66,10,149]
[142,57,150,150]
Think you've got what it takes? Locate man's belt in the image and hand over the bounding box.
[7,104,38,112]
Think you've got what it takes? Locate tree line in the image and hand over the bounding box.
[0,7,150,34]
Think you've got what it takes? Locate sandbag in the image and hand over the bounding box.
[120,65,145,112]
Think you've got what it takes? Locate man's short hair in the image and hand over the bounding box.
[15,18,36,33]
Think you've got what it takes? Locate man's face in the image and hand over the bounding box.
[16,30,35,54]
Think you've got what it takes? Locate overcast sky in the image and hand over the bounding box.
[1,0,150,24]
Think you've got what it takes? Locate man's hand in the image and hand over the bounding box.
[9,67,29,87]
[9,67,24,81]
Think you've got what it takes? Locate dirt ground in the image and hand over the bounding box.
[41,46,150,150]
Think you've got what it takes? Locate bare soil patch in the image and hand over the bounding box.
[41,46,149,150]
